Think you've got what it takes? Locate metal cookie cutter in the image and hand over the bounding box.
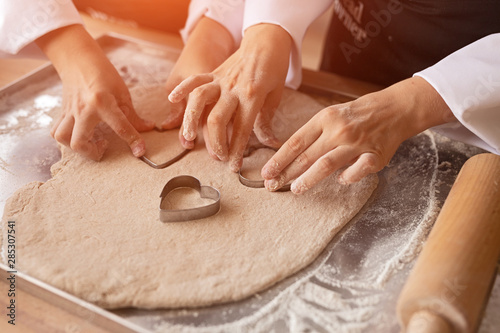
[140,150,189,169]
[159,175,221,222]
[140,126,190,169]
[238,146,291,192]
[238,172,291,192]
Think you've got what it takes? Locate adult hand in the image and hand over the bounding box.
[261,77,456,194]
[168,23,292,172]
[36,24,154,161]
[162,17,236,151]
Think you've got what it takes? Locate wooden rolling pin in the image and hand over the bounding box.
[397,153,500,333]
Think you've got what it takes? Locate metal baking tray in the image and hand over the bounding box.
[0,263,148,332]
[0,34,498,333]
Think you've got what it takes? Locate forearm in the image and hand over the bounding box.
[239,23,292,72]
[35,24,106,79]
[183,17,236,69]
[243,0,332,88]
[381,77,455,139]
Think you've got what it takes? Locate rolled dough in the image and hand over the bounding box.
[1,88,377,309]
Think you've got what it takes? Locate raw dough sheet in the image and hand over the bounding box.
[1,76,377,309]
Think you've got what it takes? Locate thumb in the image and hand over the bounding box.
[253,90,283,148]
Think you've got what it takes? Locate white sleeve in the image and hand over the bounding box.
[243,0,332,89]
[0,0,83,58]
[415,34,500,155]
[180,0,245,47]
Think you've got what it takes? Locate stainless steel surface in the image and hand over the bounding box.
[159,175,220,222]
[0,263,149,333]
[1,34,498,333]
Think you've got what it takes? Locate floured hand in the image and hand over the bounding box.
[36,25,154,160]
[261,77,455,194]
[169,23,292,172]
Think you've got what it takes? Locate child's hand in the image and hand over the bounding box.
[169,23,292,172]
[162,17,236,149]
[36,25,154,160]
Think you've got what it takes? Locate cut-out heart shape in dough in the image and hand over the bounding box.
[139,129,189,169]
[159,175,220,222]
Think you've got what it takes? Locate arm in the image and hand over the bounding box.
[168,0,332,170]
[261,76,455,194]
[162,0,244,154]
[162,16,239,131]
[262,33,500,194]
[1,1,153,160]
[243,0,333,88]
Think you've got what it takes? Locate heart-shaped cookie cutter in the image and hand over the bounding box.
[238,146,291,192]
[140,150,189,169]
[139,127,190,169]
[238,172,291,192]
[159,175,221,222]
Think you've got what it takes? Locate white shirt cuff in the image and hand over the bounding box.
[414,33,500,155]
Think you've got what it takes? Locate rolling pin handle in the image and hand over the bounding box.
[406,310,452,333]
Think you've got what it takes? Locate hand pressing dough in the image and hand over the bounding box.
[1,88,378,309]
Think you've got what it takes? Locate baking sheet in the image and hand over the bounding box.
[0,34,498,333]
[0,263,149,333]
